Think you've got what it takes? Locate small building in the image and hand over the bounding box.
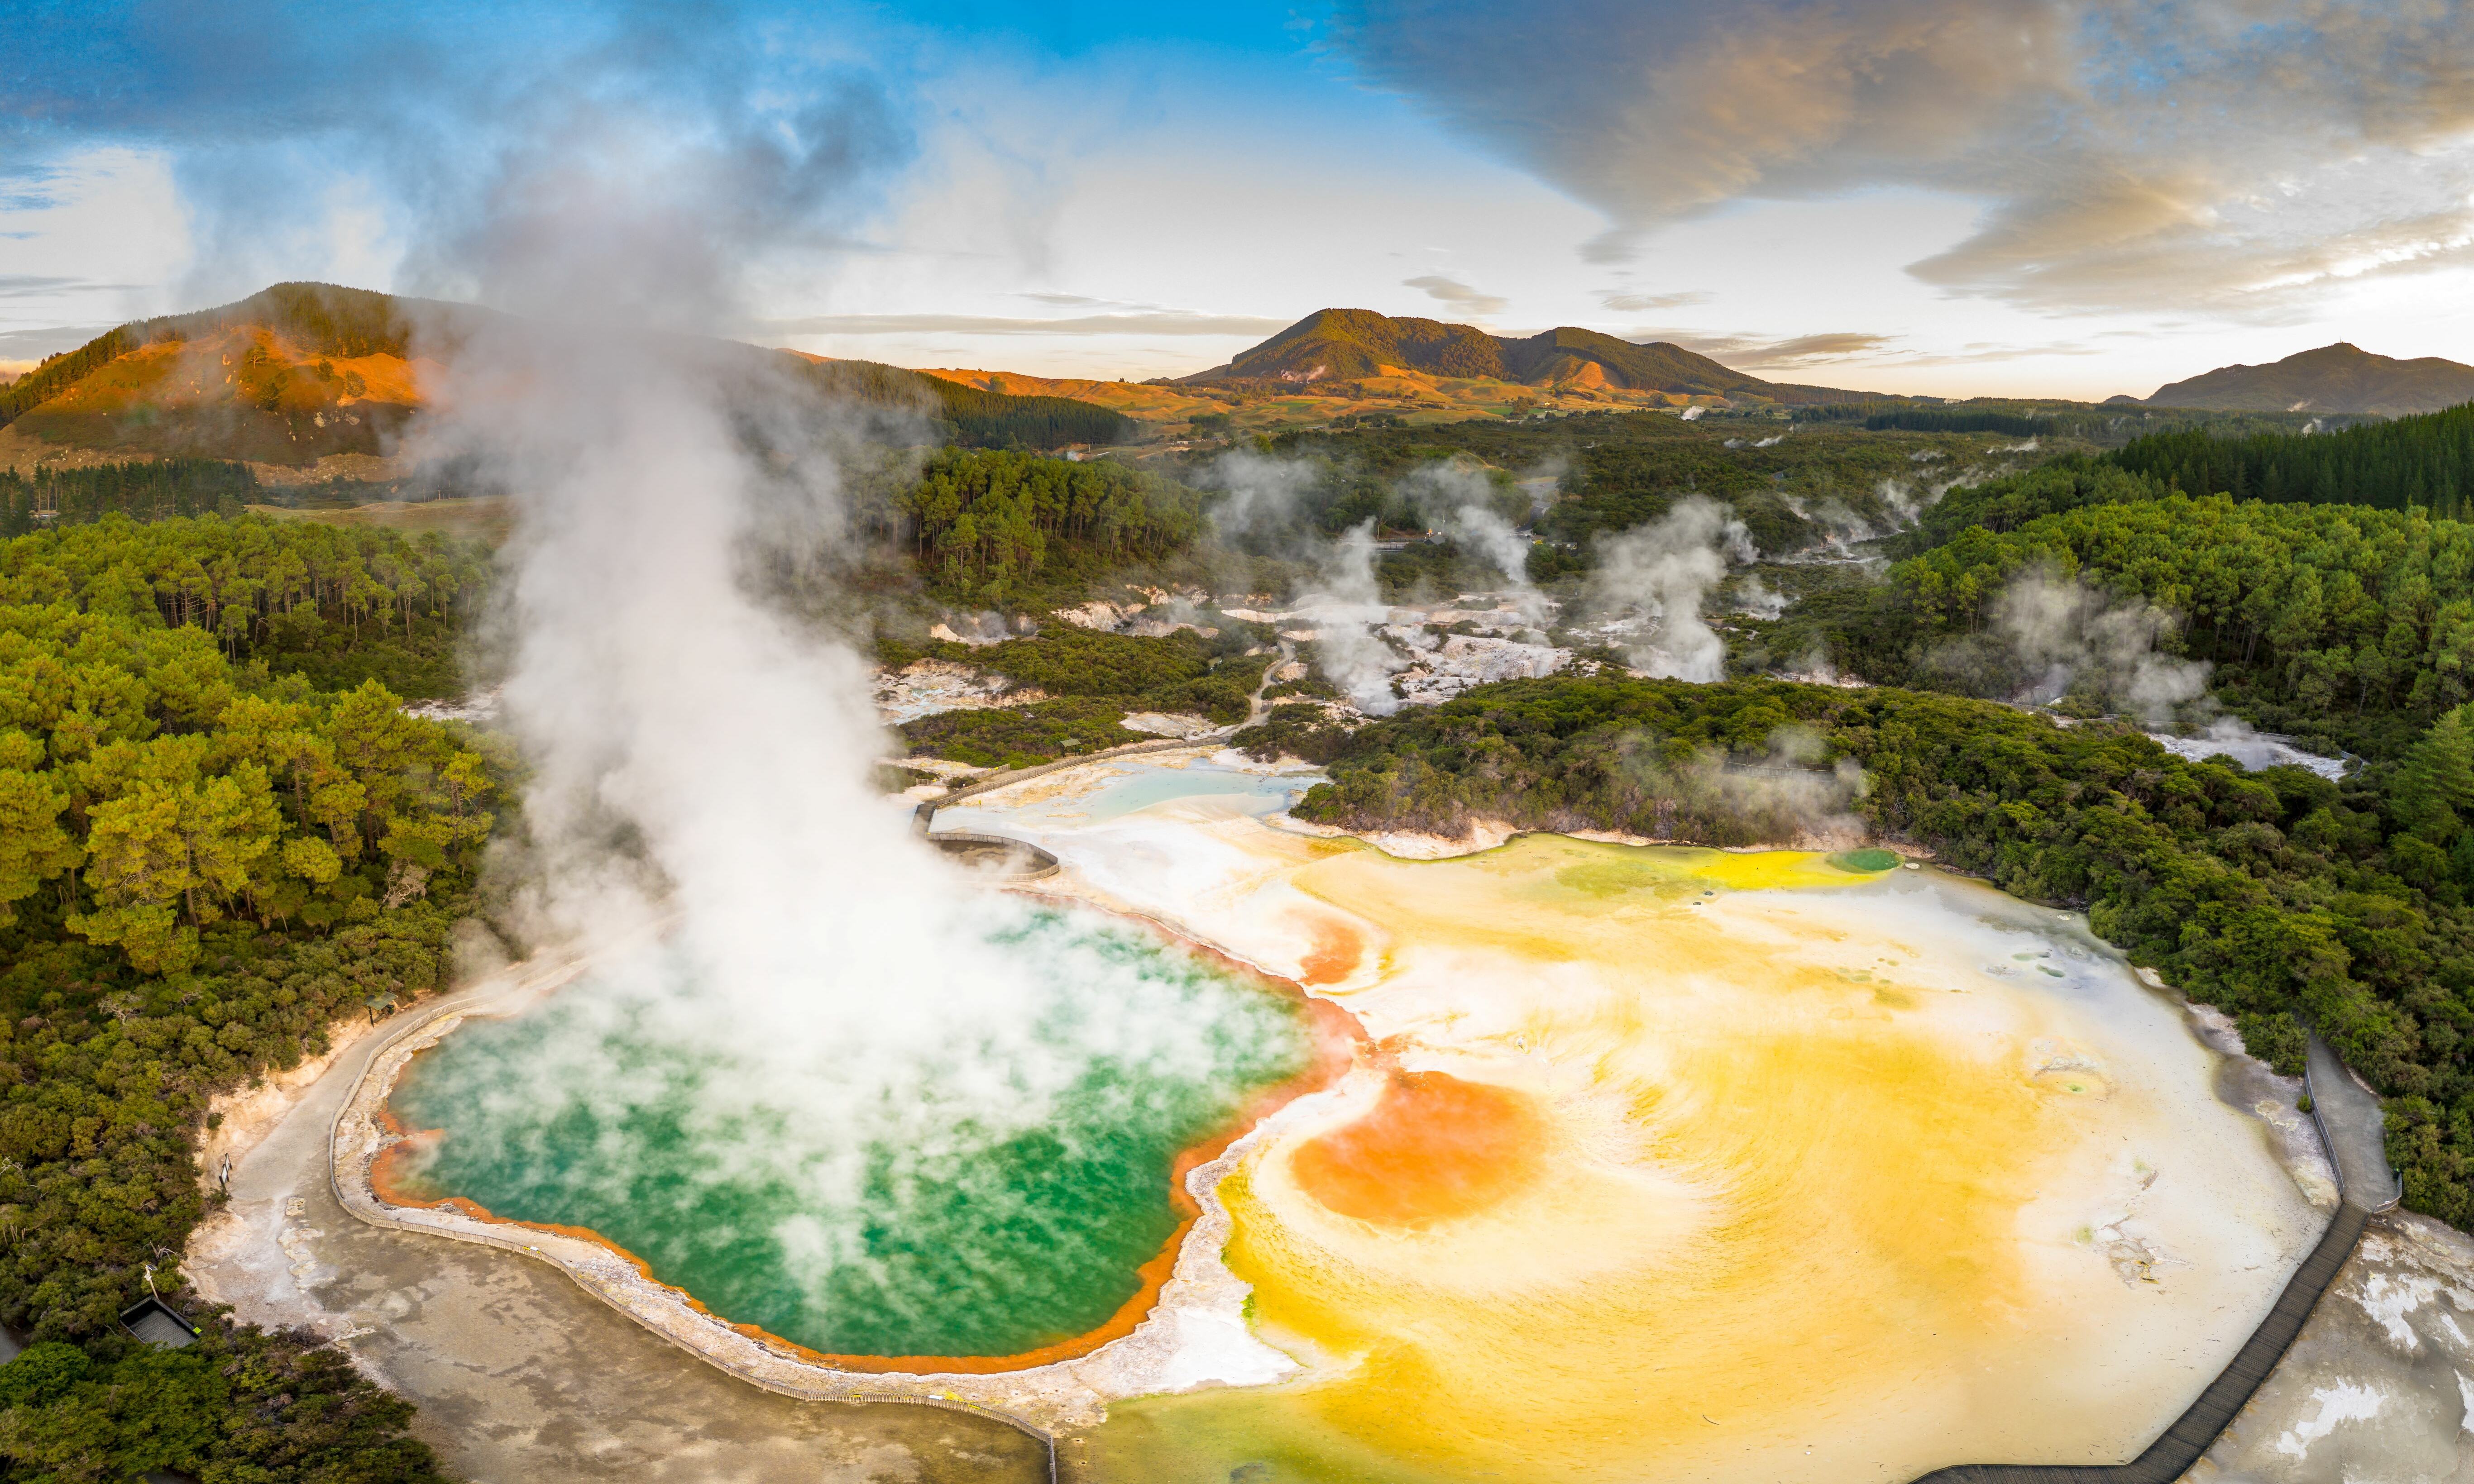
[118,1296,197,1350]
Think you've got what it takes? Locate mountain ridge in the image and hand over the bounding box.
[2144,342,2474,417]
[1185,307,1875,404]
[0,282,1136,469]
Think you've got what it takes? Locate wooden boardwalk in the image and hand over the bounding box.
[1908,1034,2393,1483]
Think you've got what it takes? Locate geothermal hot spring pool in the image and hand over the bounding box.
[377,753,2329,1484]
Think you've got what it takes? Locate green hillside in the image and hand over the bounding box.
[1209,308,1503,382]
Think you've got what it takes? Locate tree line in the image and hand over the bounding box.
[2110,401,2474,518]
[0,459,263,534]
[1795,466,2474,759]
[0,511,490,701]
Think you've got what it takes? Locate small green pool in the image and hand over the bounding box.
[391,909,1311,1360]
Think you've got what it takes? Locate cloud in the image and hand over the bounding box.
[0,5,917,321]
[0,325,112,360]
[1598,289,1710,311]
[764,310,1293,337]
[1726,332,1896,367]
[1629,327,1897,369]
[1402,273,1507,317]
[1632,324,2111,370]
[0,276,140,300]
[1326,0,2474,316]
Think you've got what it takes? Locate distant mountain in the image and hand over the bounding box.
[2144,343,2474,418]
[1186,308,1873,404]
[0,282,1133,468]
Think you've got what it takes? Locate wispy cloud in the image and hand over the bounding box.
[1632,328,1895,369]
[1328,0,2474,317]
[1633,326,2103,371]
[0,276,144,300]
[765,310,1293,338]
[1402,273,1507,317]
[0,325,112,360]
[1598,289,1709,312]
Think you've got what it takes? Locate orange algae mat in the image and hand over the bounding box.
[1043,826,2319,1484]
[1288,1070,1542,1227]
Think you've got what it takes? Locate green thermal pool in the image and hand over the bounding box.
[388,907,1312,1360]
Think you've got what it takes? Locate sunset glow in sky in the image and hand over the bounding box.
[7,0,2474,398]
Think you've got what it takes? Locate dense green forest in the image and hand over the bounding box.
[1793,400,2349,444]
[0,511,490,700]
[2110,401,2474,517]
[1246,672,2474,1231]
[1764,469,2474,759]
[860,449,1208,605]
[0,516,495,1478]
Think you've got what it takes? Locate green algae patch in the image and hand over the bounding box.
[389,909,1311,1361]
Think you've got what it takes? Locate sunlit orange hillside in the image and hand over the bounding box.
[0,282,1139,475]
[921,361,1704,437]
[14,324,433,466]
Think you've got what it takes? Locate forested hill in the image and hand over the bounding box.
[0,511,499,1480]
[2109,401,2474,518]
[0,282,1133,465]
[853,447,1208,606]
[1191,307,1871,403]
[2144,342,2474,417]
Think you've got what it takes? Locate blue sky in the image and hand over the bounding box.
[5,0,2474,398]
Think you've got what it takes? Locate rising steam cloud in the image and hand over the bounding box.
[1585,496,1753,682]
[1991,567,2210,723]
[1306,522,1408,715]
[400,90,1279,1318]
[1400,460,1551,624]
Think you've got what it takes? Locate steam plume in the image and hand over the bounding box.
[1400,461,1548,623]
[401,95,1279,1323]
[1304,522,1407,715]
[1585,496,1752,682]
[1991,568,2209,723]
